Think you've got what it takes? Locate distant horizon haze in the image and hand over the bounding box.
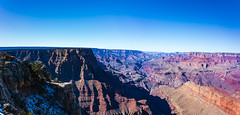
[0,46,239,54]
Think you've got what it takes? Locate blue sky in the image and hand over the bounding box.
[0,0,240,52]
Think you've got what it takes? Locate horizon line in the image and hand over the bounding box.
[0,46,240,54]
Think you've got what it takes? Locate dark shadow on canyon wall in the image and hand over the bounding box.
[94,68,174,115]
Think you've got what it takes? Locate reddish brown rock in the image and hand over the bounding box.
[152,82,240,115]
[3,49,156,114]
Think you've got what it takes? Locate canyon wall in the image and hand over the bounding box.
[92,49,240,115]
[2,48,173,115]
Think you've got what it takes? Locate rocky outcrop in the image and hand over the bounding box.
[0,55,81,114]
[50,81,84,115]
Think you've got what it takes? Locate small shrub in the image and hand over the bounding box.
[53,77,61,83]
[29,61,52,83]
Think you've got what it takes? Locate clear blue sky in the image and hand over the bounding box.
[0,0,240,52]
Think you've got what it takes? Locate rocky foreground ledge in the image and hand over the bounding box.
[0,54,82,114]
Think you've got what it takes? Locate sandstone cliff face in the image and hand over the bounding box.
[3,48,172,114]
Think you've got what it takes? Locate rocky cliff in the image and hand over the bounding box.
[2,48,173,115]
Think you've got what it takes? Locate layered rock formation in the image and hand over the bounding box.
[92,49,240,115]
[2,48,173,115]
[151,82,240,115]
[141,52,240,94]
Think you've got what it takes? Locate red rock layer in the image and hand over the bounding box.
[182,82,240,115]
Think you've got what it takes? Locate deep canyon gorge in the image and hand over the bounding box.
[0,48,239,115]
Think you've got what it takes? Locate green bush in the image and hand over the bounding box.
[53,77,61,83]
[29,61,52,83]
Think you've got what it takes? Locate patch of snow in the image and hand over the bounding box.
[44,85,55,96]
[0,104,2,114]
[0,107,3,115]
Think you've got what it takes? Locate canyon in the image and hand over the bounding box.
[0,47,239,115]
[92,49,240,115]
[0,48,172,114]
